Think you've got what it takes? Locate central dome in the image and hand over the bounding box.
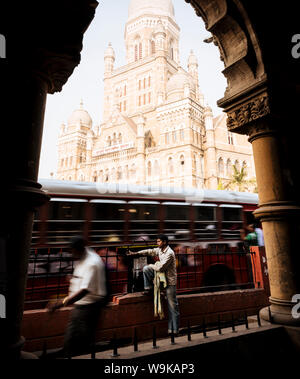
[128,0,175,21]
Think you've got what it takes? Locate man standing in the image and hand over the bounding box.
[46,236,107,357]
[127,234,180,335]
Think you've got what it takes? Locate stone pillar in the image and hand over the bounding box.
[248,120,300,325]
[224,94,300,326]
[0,0,98,359]
[2,73,49,358]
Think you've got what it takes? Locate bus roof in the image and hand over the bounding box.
[39,179,259,205]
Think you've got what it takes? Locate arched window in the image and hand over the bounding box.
[118,133,122,144]
[218,158,224,177]
[99,170,103,182]
[151,40,156,55]
[105,169,109,182]
[139,42,142,59]
[227,159,233,177]
[61,158,64,167]
[172,131,176,143]
[107,136,111,147]
[234,160,240,171]
[165,132,170,144]
[117,167,122,180]
[180,129,184,141]
[168,157,174,176]
[93,172,97,182]
[135,44,138,61]
[147,161,152,177]
[154,160,159,177]
[113,133,117,145]
[242,161,248,176]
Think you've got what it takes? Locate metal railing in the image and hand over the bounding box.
[25,244,254,309]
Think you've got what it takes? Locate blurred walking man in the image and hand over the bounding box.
[46,236,107,357]
[127,234,180,335]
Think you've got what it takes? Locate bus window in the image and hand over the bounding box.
[163,202,191,241]
[90,200,126,243]
[220,205,243,239]
[128,201,159,242]
[47,199,87,244]
[193,204,217,240]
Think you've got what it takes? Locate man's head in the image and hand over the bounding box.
[157,234,169,249]
[69,236,87,260]
[247,224,255,233]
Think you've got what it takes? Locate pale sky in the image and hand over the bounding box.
[38,0,227,179]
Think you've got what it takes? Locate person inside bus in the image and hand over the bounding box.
[127,234,180,335]
[240,224,258,248]
[46,236,107,358]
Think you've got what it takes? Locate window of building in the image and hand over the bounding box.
[148,92,151,104]
[138,80,141,90]
[168,157,174,176]
[139,42,142,59]
[218,158,224,177]
[165,133,170,144]
[123,100,126,111]
[148,76,151,87]
[124,85,127,96]
[151,40,155,55]
[226,159,233,177]
[118,133,122,144]
[143,94,146,105]
[143,78,146,89]
[172,131,176,143]
[135,44,138,61]
[147,161,152,177]
[228,132,234,145]
[180,129,184,141]
[107,136,111,146]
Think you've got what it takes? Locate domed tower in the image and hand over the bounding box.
[203,105,218,189]
[188,50,201,102]
[104,42,115,75]
[57,100,93,181]
[125,0,180,64]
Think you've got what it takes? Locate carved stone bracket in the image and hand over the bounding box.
[226,93,270,134]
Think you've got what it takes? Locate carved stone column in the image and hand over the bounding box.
[224,92,300,325]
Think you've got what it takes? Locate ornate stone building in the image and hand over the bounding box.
[57,0,255,190]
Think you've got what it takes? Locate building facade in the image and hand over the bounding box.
[57,0,255,190]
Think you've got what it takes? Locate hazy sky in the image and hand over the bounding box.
[38,0,227,179]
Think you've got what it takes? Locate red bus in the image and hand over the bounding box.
[26,179,259,309]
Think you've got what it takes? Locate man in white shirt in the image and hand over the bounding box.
[254,222,265,247]
[127,234,180,335]
[46,236,107,357]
